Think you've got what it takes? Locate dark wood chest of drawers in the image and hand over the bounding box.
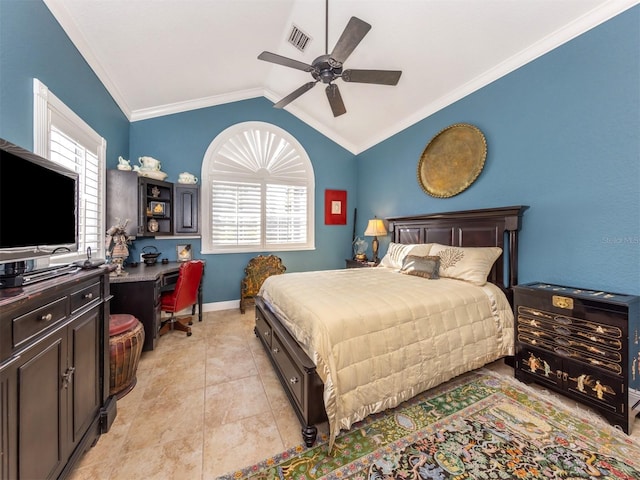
[513,282,640,434]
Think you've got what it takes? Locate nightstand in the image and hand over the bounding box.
[345,259,379,268]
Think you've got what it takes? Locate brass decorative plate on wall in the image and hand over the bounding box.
[417,123,487,198]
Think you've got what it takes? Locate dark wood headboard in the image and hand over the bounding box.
[386,206,528,295]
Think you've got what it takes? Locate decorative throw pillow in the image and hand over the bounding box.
[428,244,502,286]
[400,255,440,279]
[378,242,433,270]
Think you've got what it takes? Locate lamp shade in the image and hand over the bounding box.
[364,218,387,237]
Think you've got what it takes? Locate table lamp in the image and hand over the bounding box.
[364,217,387,263]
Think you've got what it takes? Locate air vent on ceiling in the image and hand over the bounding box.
[288,24,311,52]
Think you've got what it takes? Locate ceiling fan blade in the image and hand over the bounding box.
[326,84,346,117]
[273,81,318,109]
[329,17,371,65]
[342,69,402,85]
[258,51,314,72]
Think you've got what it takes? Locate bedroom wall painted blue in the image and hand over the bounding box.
[0,1,637,302]
[356,6,639,296]
[0,0,129,160]
[128,100,356,303]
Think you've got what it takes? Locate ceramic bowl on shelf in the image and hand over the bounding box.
[178,172,198,184]
[138,156,161,171]
[137,169,168,181]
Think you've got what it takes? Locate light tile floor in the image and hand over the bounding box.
[69,307,639,479]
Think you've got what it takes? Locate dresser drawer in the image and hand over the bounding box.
[70,281,102,313]
[517,306,623,339]
[515,290,628,329]
[271,334,304,409]
[12,296,68,348]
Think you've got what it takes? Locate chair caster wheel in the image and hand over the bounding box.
[187,331,192,336]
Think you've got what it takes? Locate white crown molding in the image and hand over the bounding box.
[129,88,264,122]
[43,0,133,119]
[357,0,640,154]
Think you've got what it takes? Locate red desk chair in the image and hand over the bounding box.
[159,260,205,337]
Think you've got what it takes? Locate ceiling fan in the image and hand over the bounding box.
[257,2,402,117]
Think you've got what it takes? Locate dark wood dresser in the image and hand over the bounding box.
[0,268,117,479]
[513,282,640,434]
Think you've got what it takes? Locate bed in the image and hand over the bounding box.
[254,205,528,450]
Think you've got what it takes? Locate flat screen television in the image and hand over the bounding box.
[0,138,79,285]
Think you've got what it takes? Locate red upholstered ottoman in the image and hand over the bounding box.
[109,314,145,398]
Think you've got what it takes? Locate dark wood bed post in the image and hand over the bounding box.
[503,208,528,287]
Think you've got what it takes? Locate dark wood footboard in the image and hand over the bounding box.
[254,296,326,446]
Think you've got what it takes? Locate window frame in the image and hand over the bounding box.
[202,121,315,254]
[33,79,106,264]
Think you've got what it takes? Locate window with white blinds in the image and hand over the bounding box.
[33,79,106,263]
[203,122,315,254]
[49,127,102,257]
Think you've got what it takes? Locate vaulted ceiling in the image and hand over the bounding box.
[44,0,636,154]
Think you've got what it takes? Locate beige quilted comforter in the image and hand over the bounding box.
[259,267,514,449]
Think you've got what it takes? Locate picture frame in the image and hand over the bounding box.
[324,189,347,225]
[176,244,192,262]
[150,201,166,217]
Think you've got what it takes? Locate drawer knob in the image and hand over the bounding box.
[289,377,299,385]
[40,313,53,322]
[272,347,280,354]
[264,331,270,337]
[83,292,94,300]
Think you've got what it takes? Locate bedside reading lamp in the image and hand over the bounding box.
[364,217,387,263]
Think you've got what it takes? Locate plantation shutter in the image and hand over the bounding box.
[49,127,102,256]
[203,122,315,254]
[211,182,261,246]
[266,184,307,244]
[33,79,106,262]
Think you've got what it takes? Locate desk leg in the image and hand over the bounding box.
[198,283,203,322]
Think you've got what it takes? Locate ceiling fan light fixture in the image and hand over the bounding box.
[257,3,402,117]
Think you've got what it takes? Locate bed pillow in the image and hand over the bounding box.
[378,242,433,269]
[400,255,440,279]
[428,243,502,286]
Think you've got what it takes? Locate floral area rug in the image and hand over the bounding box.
[218,371,640,480]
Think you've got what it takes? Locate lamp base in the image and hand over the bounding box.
[372,236,379,263]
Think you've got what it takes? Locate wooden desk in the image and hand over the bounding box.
[109,262,203,351]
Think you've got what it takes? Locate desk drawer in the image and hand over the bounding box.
[162,272,179,288]
[70,281,101,313]
[12,296,68,348]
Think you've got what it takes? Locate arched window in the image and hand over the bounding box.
[202,122,315,254]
